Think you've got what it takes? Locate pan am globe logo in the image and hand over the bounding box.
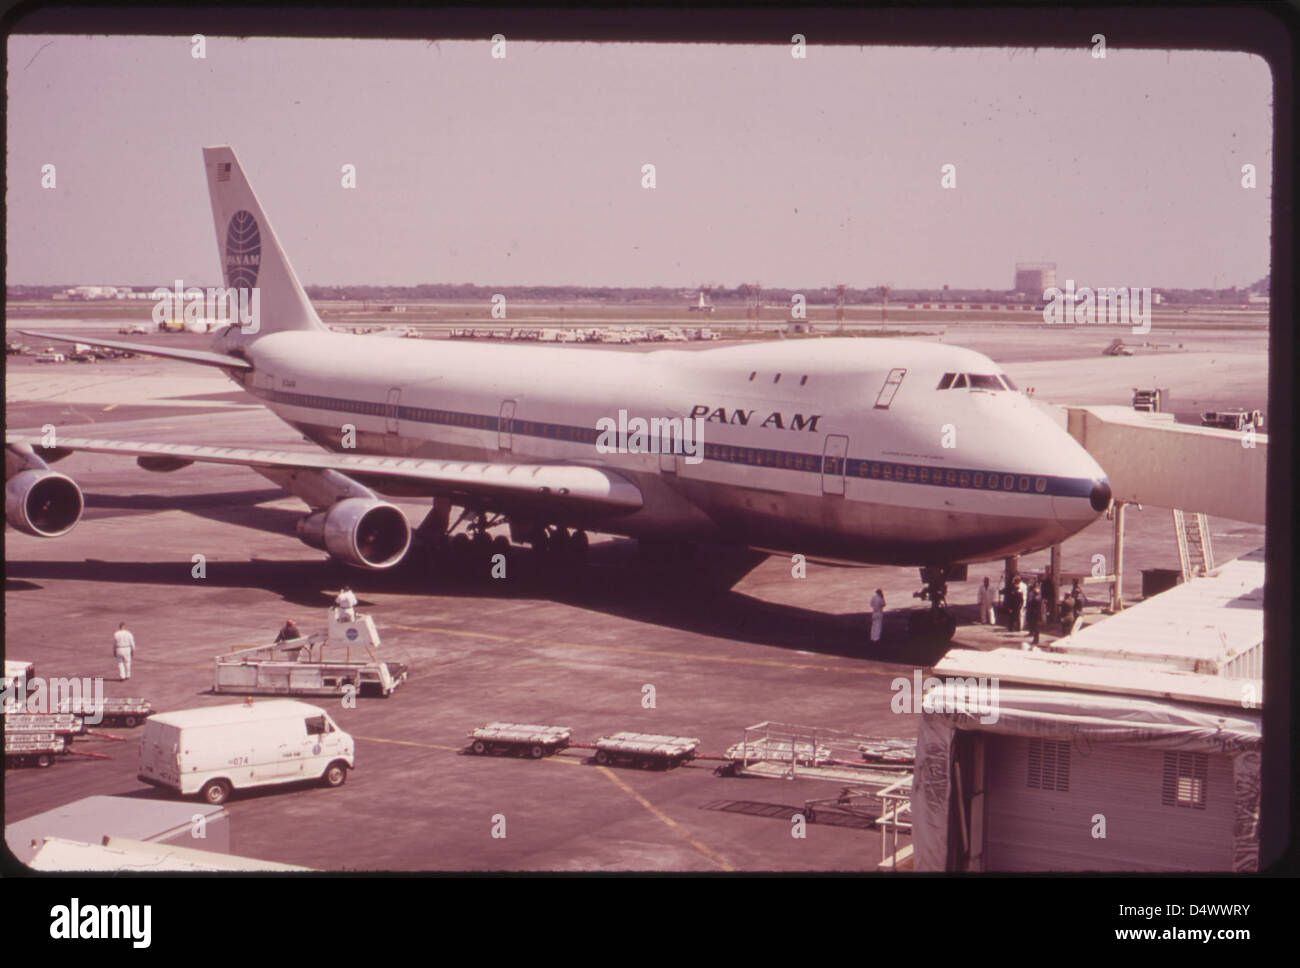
[225,210,261,290]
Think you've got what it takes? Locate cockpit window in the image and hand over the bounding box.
[937,372,1017,391]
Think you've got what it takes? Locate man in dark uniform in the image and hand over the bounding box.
[1026,581,1042,646]
[274,618,302,643]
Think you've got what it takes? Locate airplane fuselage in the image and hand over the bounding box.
[219,329,1110,566]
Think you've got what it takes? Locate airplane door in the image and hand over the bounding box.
[658,417,678,474]
[822,434,849,496]
[385,388,401,435]
[499,400,516,452]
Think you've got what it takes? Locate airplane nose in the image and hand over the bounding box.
[1089,478,1112,512]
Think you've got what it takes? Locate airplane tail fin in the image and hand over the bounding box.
[202,145,328,334]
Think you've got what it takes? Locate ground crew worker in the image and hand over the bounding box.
[275,618,302,643]
[870,589,886,644]
[978,577,995,624]
[1026,581,1042,647]
[112,622,136,681]
[1005,577,1021,631]
[334,586,357,622]
[1017,575,1029,633]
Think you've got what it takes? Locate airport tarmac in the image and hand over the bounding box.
[4,323,1268,871]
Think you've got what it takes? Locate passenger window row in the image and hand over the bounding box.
[857,461,1047,493]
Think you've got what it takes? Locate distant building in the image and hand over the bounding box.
[1013,262,1056,297]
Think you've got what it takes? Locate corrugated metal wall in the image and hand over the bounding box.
[982,736,1236,871]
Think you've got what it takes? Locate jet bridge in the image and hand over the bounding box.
[1060,405,1266,611]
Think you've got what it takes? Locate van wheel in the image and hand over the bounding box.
[471,740,487,755]
[323,762,348,788]
[123,715,139,728]
[529,744,545,759]
[201,779,231,805]
[36,753,54,769]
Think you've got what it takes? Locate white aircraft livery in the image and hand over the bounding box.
[7,146,1111,638]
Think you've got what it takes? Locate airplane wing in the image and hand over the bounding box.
[5,434,643,515]
[17,330,251,371]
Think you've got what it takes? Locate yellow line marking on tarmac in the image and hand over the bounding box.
[102,403,118,412]
[355,735,462,752]
[595,765,735,871]
[354,734,733,870]
[388,623,881,676]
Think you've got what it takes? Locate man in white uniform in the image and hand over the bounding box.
[870,589,886,644]
[1017,576,1029,633]
[334,586,358,622]
[112,622,136,681]
[977,577,995,624]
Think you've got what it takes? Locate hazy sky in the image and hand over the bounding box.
[7,36,1273,289]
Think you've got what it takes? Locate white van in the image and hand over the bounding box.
[138,700,354,805]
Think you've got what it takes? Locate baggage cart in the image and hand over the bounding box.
[467,723,572,758]
[56,697,154,728]
[592,732,700,770]
[4,732,66,769]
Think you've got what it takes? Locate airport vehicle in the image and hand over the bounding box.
[1201,409,1263,432]
[118,324,149,335]
[468,723,572,758]
[2,659,34,696]
[32,351,64,364]
[213,609,407,698]
[137,699,354,805]
[6,146,1112,640]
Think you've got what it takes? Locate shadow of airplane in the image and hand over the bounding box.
[10,489,957,666]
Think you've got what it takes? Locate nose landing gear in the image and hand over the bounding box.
[909,565,960,643]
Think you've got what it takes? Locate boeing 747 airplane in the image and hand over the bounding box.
[6,147,1112,640]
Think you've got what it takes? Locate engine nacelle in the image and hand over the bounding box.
[6,469,84,537]
[296,497,411,569]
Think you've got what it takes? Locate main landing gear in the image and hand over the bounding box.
[908,565,961,643]
[414,501,589,572]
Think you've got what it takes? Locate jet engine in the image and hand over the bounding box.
[5,468,84,537]
[296,497,411,569]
